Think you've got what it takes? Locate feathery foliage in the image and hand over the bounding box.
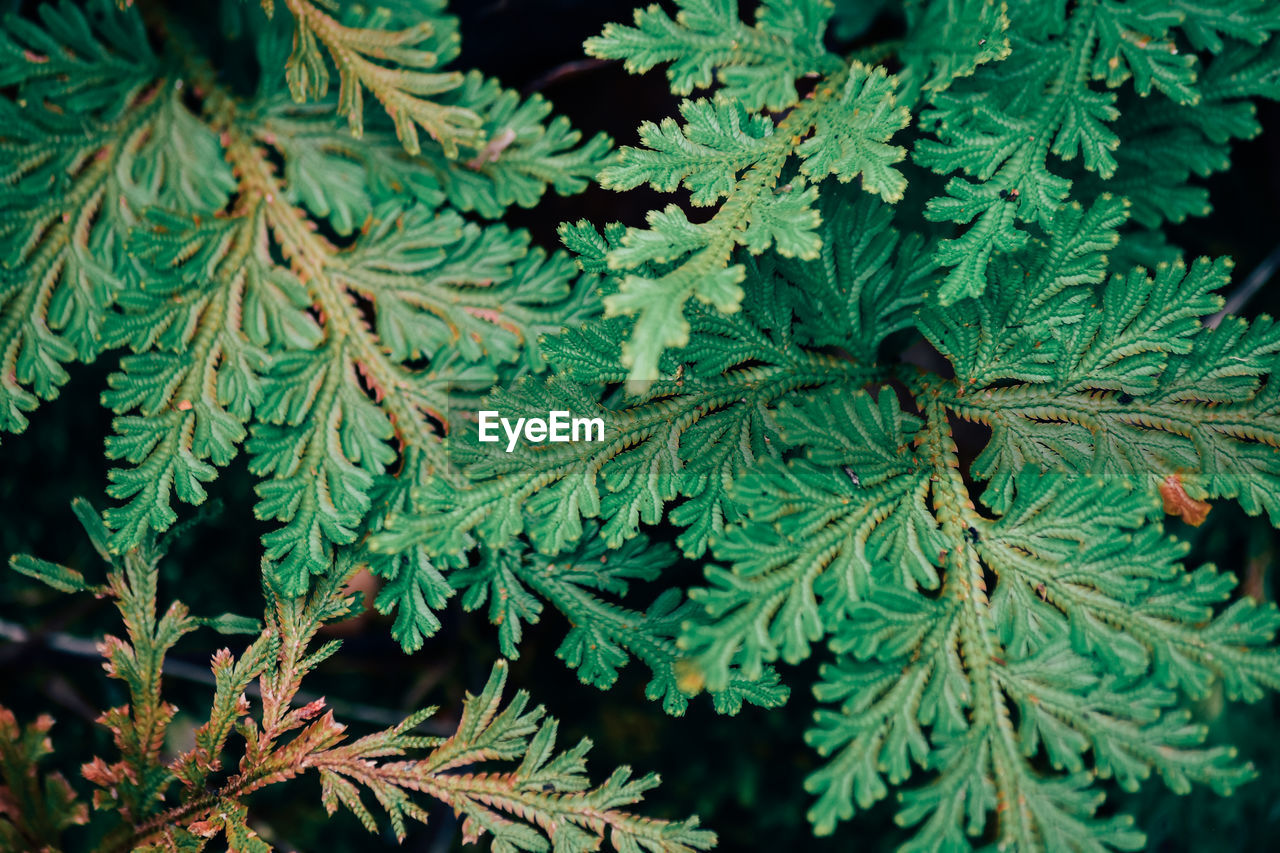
[915,0,1280,301]
[375,1,1280,848]
[2,501,712,852]
[6,0,1280,850]
[394,192,1280,847]
[584,0,912,387]
[0,0,609,598]
[453,529,788,716]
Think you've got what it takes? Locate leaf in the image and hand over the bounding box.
[0,708,88,848]
[0,0,233,439]
[592,0,909,385]
[914,0,1280,301]
[925,199,1280,521]
[1159,474,1212,526]
[667,193,1280,845]
[8,518,714,852]
[452,533,789,715]
[103,208,318,550]
[9,555,91,594]
[279,0,481,156]
[585,0,841,111]
[374,189,913,561]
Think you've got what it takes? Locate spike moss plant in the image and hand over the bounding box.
[4,0,1280,850]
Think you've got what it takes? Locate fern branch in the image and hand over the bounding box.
[587,0,911,389]
[278,0,482,156]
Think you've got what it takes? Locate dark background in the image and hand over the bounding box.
[3,1,1280,850]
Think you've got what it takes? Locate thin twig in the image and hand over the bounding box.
[523,58,610,95]
[1206,242,1280,328]
[0,618,451,733]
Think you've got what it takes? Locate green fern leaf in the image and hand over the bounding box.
[585,0,841,111]
[924,199,1280,520]
[0,0,232,438]
[896,0,1011,98]
[102,208,318,548]
[1081,39,1280,234]
[915,0,1280,302]
[589,0,909,386]
[453,531,789,715]
[278,0,481,156]
[374,189,921,561]
[653,193,1280,846]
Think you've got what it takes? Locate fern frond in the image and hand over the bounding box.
[359,446,457,652]
[277,0,480,156]
[0,0,232,438]
[896,0,1011,98]
[373,190,921,711]
[588,0,909,386]
[100,78,593,591]
[1081,38,1280,239]
[805,467,1278,843]
[653,194,1280,846]
[5,508,716,853]
[101,206,319,547]
[586,0,842,111]
[925,198,1280,521]
[20,0,610,602]
[0,708,89,849]
[256,69,613,222]
[915,0,1280,301]
[375,189,920,561]
[454,532,789,715]
[684,389,942,681]
[439,71,616,217]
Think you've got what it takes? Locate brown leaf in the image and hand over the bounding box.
[1159,474,1211,526]
[188,818,220,838]
[81,756,121,787]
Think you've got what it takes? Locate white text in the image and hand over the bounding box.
[477,410,605,452]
